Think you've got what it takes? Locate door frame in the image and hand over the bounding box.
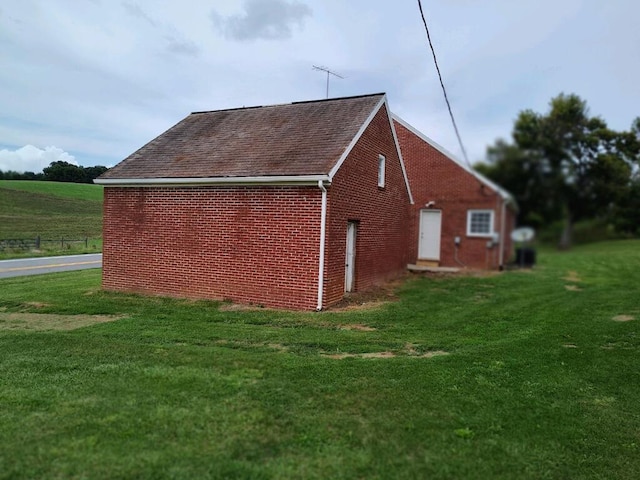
[344,221,357,292]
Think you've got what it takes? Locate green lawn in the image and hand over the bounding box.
[0,180,103,258]
[0,240,639,479]
[0,180,104,201]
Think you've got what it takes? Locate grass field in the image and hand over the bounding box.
[0,240,639,479]
[0,180,103,258]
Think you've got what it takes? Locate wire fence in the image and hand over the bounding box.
[0,236,97,252]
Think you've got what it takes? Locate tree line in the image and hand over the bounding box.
[476,93,640,248]
[0,161,108,184]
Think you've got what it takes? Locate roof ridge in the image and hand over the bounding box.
[291,92,385,105]
[191,93,386,115]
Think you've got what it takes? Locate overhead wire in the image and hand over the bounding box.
[416,0,471,167]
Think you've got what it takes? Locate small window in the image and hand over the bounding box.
[467,210,494,237]
[378,154,386,188]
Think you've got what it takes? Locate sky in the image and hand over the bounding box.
[1,0,639,173]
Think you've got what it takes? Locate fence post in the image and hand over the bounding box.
[85,237,88,248]
[35,235,40,249]
[61,237,64,249]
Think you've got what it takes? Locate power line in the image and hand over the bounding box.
[416,0,471,167]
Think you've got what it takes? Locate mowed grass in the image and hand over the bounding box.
[0,180,103,257]
[0,240,639,479]
[0,180,104,202]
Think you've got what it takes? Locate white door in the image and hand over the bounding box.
[418,210,442,260]
[345,222,357,292]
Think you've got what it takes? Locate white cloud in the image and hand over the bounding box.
[0,0,639,170]
[211,0,312,41]
[0,145,77,173]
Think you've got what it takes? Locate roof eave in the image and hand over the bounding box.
[94,175,331,187]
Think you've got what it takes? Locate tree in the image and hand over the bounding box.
[479,94,640,248]
[613,170,640,236]
[43,161,86,183]
[82,165,108,183]
[0,169,44,180]
[1,163,108,183]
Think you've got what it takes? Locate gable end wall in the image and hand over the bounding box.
[323,105,411,305]
[395,121,515,269]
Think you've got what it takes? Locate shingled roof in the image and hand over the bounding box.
[98,93,387,183]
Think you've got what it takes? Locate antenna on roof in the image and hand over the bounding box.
[312,65,344,99]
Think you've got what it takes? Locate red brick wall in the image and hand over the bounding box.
[102,107,414,310]
[323,105,412,305]
[394,120,515,269]
[102,186,322,309]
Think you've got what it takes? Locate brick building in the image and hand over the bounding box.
[96,94,516,309]
[96,94,414,310]
[393,115,517,270]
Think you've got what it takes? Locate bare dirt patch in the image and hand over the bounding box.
[23,302,51,309]
[338,323,377,332]
[329,276,405,311]
[324,351,396,359]
[82,289,102,296]
[218,303,269,312]
[417,269,502,279]
[418,350,449,358]
[473,292,493,302]
[332,300,390,312]
[212,339,289,352]
[612,315,635,322]
[563,271,582,282]
[322,344,449,360]
[565,285,582,291]
[0,313,123,331]
[562,343,578,348]
[404,343,449,357]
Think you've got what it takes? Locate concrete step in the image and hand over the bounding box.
[407,264,460,273]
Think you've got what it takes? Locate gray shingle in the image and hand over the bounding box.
[100,94,385,179]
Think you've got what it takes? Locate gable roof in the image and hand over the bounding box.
[392,114,515,206]
[98,93,395,185]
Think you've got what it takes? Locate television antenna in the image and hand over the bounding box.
[313,65,344,99]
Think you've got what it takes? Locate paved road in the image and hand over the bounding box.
[0,254,102,279]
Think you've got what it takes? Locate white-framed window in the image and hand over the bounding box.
[467,210,494,237]
[378,154,386,188]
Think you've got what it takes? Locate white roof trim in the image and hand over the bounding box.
[328,95,386,179]
[94,175,331,187]
[391,114,515,203]
[386,105,415,204]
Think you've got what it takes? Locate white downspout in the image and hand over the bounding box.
[317,180,328,311]
[499,198,507,270]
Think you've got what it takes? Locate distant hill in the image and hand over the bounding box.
[0,180,103,239]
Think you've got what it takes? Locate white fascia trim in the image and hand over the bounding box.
[391,114,515,205]
[94,175,331,187]
[386,106,415,204]
[327,95,386,180]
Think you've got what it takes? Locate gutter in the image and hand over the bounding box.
[94,174,331,187]
[317,180,328,311]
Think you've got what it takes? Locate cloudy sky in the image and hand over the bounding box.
[1,0,639,173]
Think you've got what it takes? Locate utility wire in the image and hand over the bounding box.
[417,0,471,167]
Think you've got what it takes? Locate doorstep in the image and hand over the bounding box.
[407,264,460,273]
